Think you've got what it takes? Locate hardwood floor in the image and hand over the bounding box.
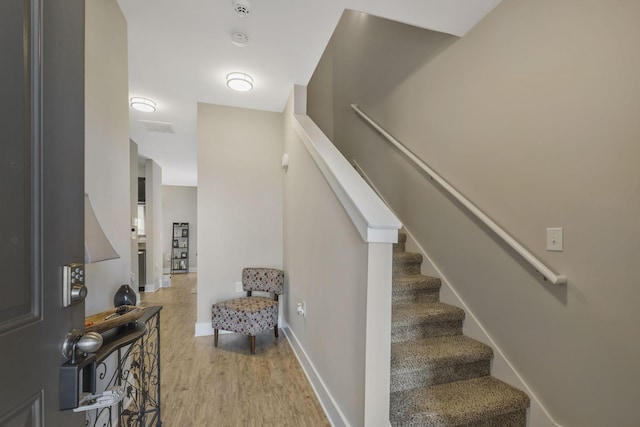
[141,273,330,426]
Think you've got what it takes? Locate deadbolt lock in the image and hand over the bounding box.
[63,263,87,307]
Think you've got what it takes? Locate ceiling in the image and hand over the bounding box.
[117,0,500,186]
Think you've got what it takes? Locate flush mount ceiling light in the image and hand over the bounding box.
[231,32,248,47]
[226,72,253,92]
[130,97,156,112]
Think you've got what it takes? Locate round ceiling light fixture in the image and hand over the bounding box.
[130,97,156,112]
[231,32,248,47]
[226,72,254,92]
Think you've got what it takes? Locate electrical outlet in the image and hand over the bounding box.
[546,227,563,252]
[296,301,306,317]
[235,281,243,292]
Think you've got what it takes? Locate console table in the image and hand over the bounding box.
[86,306,162,427]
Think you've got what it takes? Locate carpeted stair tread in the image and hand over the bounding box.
[389,229,529,425]
[392,302,465,342]
[390,376,530,427]
[393,252,423,264]
[393,274,441,292]
[393,275,441,303]
[392,302,465,326]
[392,335,493,371]
[390,336,493,392]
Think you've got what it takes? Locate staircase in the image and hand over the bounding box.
[390,232,530,426]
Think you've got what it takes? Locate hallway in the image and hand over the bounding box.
[141,273,329,426]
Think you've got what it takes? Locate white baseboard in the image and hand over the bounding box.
[195,322,215,337]
[144,281,160,293]
[163,267,197,274]
[194,323,234,337]
[283,326,349,427]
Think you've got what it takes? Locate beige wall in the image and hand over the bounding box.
[163,185,197,272]
[283,93,369,426]
[308,4,640,426]
[130,141,139,289]
[196,103,283,326]
[145,159,163,290]
[84,0,131,315]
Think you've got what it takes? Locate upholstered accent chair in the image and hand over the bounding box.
[211,268,284,354]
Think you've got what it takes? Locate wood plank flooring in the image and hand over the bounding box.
[141,273,330,426]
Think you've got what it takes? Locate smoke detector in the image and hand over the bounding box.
[231,32,248,47]
[232,0,251,17]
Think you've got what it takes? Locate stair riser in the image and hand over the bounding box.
[391,321,462,343]
[393,241,406,252]
[393,261,421,276]
[391,409,527,427]
[467,410,527,427]
[390,360,491,393]
[392,290,439,303]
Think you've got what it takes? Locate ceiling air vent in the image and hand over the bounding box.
[232,0,251,17]
[139,120,175,134]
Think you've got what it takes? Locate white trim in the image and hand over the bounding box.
[364,243,393,426]
[195,322,215,337]
[144,280,160,293]
[283,327,350,427]
[291,114,401,244]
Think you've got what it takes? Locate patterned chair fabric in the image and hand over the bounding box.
[211,268,284,354]
[211,296,278,335]
[242,267,284,294]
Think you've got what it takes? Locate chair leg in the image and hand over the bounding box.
[214,329,218,347]
[274,325,278,338]
[250,335,256,355]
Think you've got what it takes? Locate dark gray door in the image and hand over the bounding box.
[1,0,86,425]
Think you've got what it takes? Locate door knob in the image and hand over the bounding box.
[62,329,103,364]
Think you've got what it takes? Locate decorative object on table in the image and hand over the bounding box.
[114,283,137,307]
[84,305,147,334]
[181,252,187,258]
[181,228,188,237]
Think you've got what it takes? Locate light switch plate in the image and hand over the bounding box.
[546,227,563,251]
[235,282,243,292]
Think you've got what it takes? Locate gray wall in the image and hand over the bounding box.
[145,159,163,290]
[283,93,369,426]
[84,0,131,315]
[130,141,139,288]
[163,185,197,272]
[308,4,640,427]
[196,103,283,327]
